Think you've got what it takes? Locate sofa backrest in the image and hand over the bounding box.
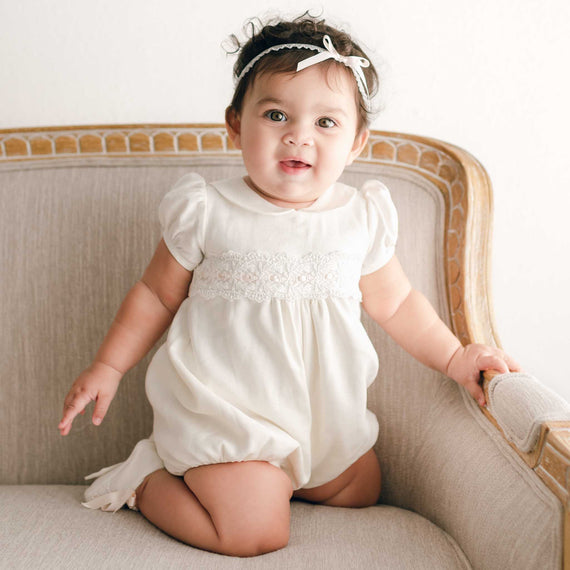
[0,125,497,498]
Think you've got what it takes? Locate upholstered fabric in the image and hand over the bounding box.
[1,486,471,569]
[0,155,564,569]
[488,372,570,451]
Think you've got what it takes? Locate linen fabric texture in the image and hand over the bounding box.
[84,172,398,511]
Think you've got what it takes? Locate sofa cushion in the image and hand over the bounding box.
[1,485,470,569]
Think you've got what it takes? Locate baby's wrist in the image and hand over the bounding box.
[89,360,124,380]
[444,344,464,378]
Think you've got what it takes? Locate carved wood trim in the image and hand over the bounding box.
[0,124,238,159]
[566,510,570,570]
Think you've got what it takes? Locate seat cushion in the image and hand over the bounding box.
[2,485,471,569]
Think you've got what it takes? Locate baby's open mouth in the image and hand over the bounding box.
[281,160,311,168]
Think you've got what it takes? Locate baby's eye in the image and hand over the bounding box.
[317,117,336,129]
[266,110,287,122]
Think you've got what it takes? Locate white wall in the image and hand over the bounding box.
[2,0,569,399]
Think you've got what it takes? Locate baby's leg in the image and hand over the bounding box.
[293,448,381,507]
[135,461,293,557]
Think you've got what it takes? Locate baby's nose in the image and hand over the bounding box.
[283,124,314,147]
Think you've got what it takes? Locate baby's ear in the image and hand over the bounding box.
[225,106,242,150]
[346,128,369,166]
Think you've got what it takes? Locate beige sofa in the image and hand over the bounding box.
[2,124,570,569]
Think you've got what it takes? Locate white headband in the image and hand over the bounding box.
[235,34,371,105]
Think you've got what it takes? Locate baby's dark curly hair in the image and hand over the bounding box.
[225,12,379,130]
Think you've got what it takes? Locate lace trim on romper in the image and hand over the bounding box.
[190,251,363,302]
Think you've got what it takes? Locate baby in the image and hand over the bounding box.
[59,14,520,558]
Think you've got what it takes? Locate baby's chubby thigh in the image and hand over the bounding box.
[293,448,381,508]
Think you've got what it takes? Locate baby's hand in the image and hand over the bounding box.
[58,362,122,436]
[446,344,521,407]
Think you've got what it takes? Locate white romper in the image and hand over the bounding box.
[83,173,398,512]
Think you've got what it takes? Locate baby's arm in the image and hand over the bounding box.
[360,256,520,406]
[58,239,192,435]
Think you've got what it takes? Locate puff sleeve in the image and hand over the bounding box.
[360,179,398,275]
[158,173,206,271]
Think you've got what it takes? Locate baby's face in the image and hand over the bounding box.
[227,65,369,209]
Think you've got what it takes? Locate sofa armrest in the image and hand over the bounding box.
[482,371,570,501]
[483,371,570,453]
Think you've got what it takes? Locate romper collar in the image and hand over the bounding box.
[211,177,356,215]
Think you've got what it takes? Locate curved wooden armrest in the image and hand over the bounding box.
[481,371,570,506]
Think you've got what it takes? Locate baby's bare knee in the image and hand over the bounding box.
[252,524,290,556]
[219,484,291,556]
[220,516,290,557]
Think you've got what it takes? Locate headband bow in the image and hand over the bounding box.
[296,35,370,100]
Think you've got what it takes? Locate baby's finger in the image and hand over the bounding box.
[92,393,113,426]
[478,353,509,374]
[59,421,74,437]
[466,380,486,407]
[59,393,92,433]
[58,409,78,435]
